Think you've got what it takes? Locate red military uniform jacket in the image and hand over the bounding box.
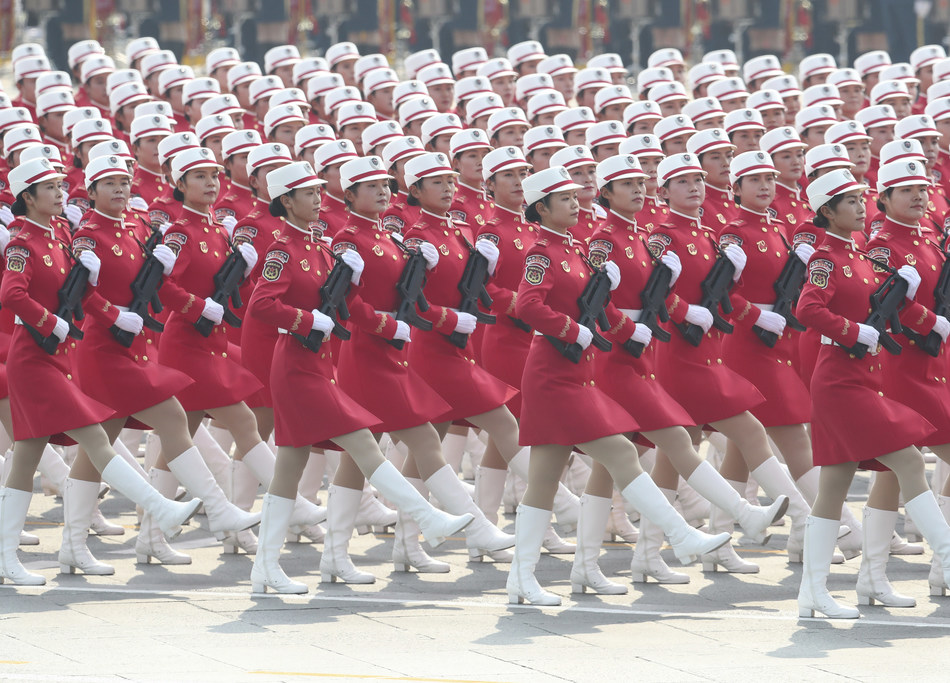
[131,166,169,207]
[381,190,420,234]
[771,181,811,236]
[701,183,739,231]
[450,181,494,233]
[635,194,670,231]
[318,191,348,238]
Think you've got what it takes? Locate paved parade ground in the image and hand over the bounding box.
[2,470,950,683]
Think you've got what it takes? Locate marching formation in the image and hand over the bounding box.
[4,34,950,619]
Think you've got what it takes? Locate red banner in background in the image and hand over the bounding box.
[0,0,11,55]
[577,0,591,62]
[181,0,203,54]
[380,0,396,56]
[401,0,416,46]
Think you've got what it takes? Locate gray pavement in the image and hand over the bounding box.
[3,470,950,683]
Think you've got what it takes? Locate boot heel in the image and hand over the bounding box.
[393,562,410,572]
[285,531,302,543]
[855,594,872,606]
[321,571,337,583]
[630,572,649,583]
[135,552,152,564]
[571,582,587,594]
[251,582,266,593]
[507,591,525,604]
[701,560,718,572]
[59,564,76,574]
[930,584,947,597]
[798,606,816,617]
[355,525,371,535]
[468,548,485,561]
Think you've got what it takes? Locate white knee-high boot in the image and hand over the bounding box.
[630,488,689,584]
[797,515,860,619]
[0,488,45,585]
[506,505,560,606]
[320,485,375,584]
[392,478,450,573]
[251,494,308,594]
[855,506,915,607]
[58,479,114,575]
[570,494,627,594]
[135,469,192,565]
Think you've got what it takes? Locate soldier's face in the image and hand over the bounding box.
[700,148,733,188]
[661,172,705,212]
[539,189,579,229]
[27,179,64,217]
[348,178,391,216]
[772,147,805,183]
[881,184,928,223]
[603,176,645,215]
[735,172,776,212]
[89,174,132,216]
[486,166,528,211]
[285,184,322,222]
[843,139,870,176]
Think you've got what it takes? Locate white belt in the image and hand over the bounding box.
[619,308,642,319]
[821,334,878,355]
[752,303,774,312]
[277,327,289,335]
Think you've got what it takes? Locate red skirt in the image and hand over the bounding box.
[810,345,935,470]
[884,342,950,446]
[157,313,262,412]
[798,327,822,389]
[7,327,115,443]
[519,336,639,446]
[239,314,277,408]
[337,327,451,433]
[596,342,694,432]
[723,325,811,427]
[74,323,193,425]
[270,334,381,448]
[656,328,764,426]
[409,326,517,423]
[479,316,532,418]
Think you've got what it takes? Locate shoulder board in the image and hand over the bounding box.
[874,231,891,241]
[342,225,358,235]
[817,244,832,252]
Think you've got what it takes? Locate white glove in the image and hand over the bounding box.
[660,251,681,287]
[0,206,14,227]
[64,203,84,229]
[114,310,144,335]
[856,323,880,349]
[419,241,439,270]
[915,0,933,18]
[341,248,364,285]
[51,315,69,343]
[237,242,258,277]
[393,320,411,342]
[129,196,149,212]
[453,311,477,335]
[575,324,594,349]
[151,243,177,276]
[604,260,621,291]
[158,221,172,235]
[794,243,815,265]
[201,297,224,325]
[310,308,335,335]
[77,249,101,286]
[897,265,921,300]
[933,315,950,342]
[0,225,9,256]
[475,238,500,276]
[754,308,787,335]
[685,304,714,333]
[221,215,238,237]
[629,323,653,348]
[722,243,747,281]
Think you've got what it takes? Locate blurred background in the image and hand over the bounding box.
[5,1,949,73]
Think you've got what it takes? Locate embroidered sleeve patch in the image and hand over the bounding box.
[719,233,743,248]
[261,250,290,282]
[792,231,817,246]
[69,197,90,212]
[867,246,891,273]
[214,207,236,222]
[808,257,833,289]
[72,236,97,255]
[382,214,405,232]
[163,232,187,256]
[448,209,467,223]
[5,245,28,273]
[403,237,425,249]
[647,232,672,259]
[232,225,258,247]
[524,254,551,285]
[333,242,358,255]
[478,233,500,245]
[149,209,171,226]
[588,239,613,267]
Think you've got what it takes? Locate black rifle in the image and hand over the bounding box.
[290,253,353,352]
[674,243,736,346]
[907,235,950,357]
[447,237,496,348]
[387,238,434,350]
[753,239,808,348]
[194,238,248,337]
[845,257,906,359]
[508,315,532,333]
[111,222,167,347]
[25,243,87,354]
[544,256,613,363]
[624,258,673,357]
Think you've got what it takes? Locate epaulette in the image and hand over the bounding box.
[875,231,891,241]
[342,225,358,235]
[535,236,549,247]
[817,243,832,252]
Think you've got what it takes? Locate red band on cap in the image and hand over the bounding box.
[487,158,529,174]
[827,131,870,144]
[285,173,319,188]
[602,168,647,181]
[692,139,733,155]
[660,125,696,138]
[133,126,172,139]
[540,178,578,193]
[317,150,358,167]
[250,154,292,168]
[881,174,929,187]
[348,169,390,183]
[661,164,704,181]
[177,158,220,174]
[88,167,129,183]
[468,104,502,120]
[736,163,777,176]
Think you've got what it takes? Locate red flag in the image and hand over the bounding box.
[594,0,609,45]
[401,0,416,46]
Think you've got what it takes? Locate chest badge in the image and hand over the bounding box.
[625,246,634,259]
[906,253,917,265]
[842,265,852,278]
[514,238,524,250]
[561,260,571,272]
[475,215,486,225]
[43,254,53,267]
[112,244,123,257]
[300,259,310,272]
[439,244,450,256]
[199,241,209,253]
[686,243,698,255]
[372,244,384,257]
[757,240,767,253]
